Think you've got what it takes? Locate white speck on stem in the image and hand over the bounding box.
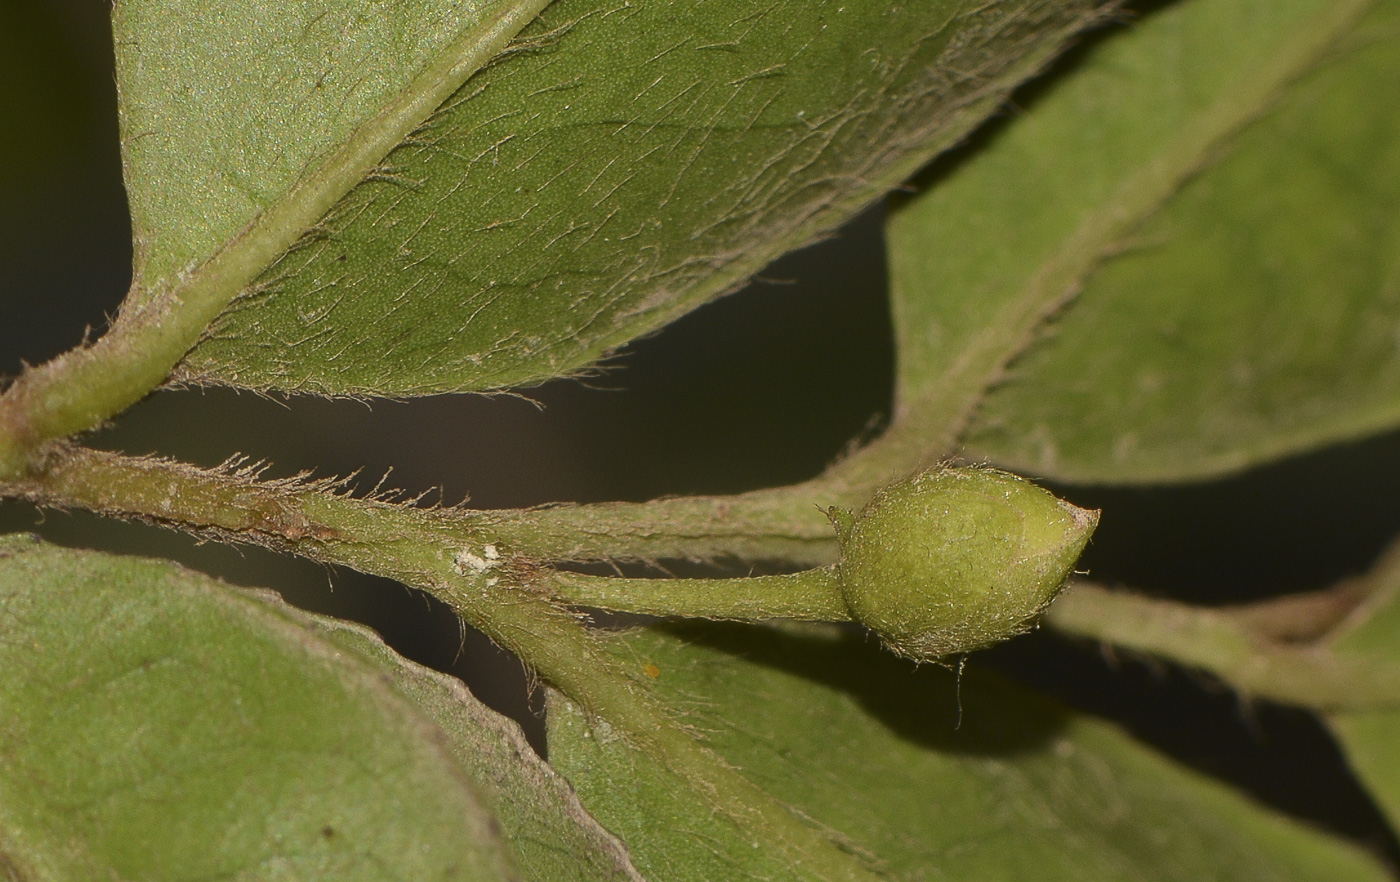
[454,545,503,576]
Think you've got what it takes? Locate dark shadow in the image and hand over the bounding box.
[0,1,130,375]
[986,629,1400,873]
[1048,426,1400,604]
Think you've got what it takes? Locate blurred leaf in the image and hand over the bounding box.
[550,622,1391,882]
[887,0,1400,483]
[0,534,635,881]
[1328,553,1400,829]
[114,0,548,300]
[1330,711,1400,831]
[173,0,1105,396]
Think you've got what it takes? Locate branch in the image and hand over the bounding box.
[1,441,862,565]
[1044,580,1400,712]
[0,443,882,880]
[547,567,852,623]
[472,487,846,566]
[3,446,1099,665]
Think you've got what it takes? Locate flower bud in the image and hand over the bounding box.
[832,468,1098,661]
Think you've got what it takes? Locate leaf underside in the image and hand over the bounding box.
[165,0,1105,396]
[0,535,636,881]
[549,623,1391,882]
[1328,557,1400,831]
[889,0,1400,483]
[115,0,544,303]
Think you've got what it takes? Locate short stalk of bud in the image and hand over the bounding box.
[543,468,1098,662]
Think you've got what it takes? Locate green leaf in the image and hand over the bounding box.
[1330,711,1400,831]
[115,0,550,299]
[1327,555,1400,829]
[306,612,644,882]
[886,0,1400,483]
[550,622,1392,882]
[0,0,550,473]
[0,534,635,881]
[173,0,1106,396]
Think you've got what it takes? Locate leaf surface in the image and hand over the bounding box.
[549,622,1392,882]
[886,0,1400,482]
[1327,558,1400,830]
[306,611,644,882]
[171,0,1105,395]
[0,535,635,881]
[115,0,549,302]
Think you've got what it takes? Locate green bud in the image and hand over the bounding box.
[832,468,1098,662]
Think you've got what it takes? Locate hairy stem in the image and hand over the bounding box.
[1046,582,1400,711]
[547,566,851,622]
[2,443,867,565]
[471,435,937,566]
[0,443,879,879]
[20,446,1400,714]
[475,490,844,566]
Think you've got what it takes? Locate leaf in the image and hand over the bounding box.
[171,0,1107,396]
[1330,711,1400,830]
[304,611,645,882]
[0,0,551,461]
[549,622,1392,882]
[1326,552,1400,829]
[886,0,1400,483]
[0,534,636,881]
[114,0,550,300]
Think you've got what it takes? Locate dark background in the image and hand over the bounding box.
[4,1,1399,871]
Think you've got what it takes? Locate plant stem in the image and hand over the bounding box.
[21,446,1400,714]
[0,444,880,879]
[546,566,852,622]
[472,489,846,566]
[2,442,862,566]
[471,449,907,566]
[1045,582,1400,711]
